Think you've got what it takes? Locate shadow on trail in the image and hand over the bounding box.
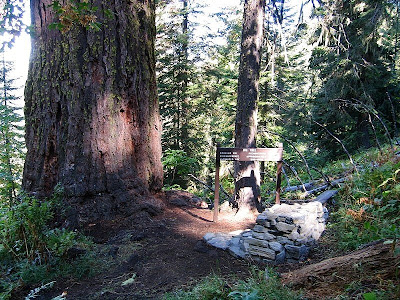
[179,207,213,223]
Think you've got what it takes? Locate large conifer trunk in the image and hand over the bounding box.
[23,0,163,225]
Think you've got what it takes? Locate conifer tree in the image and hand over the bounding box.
[0,51,24,204]
[23,0,163,225]
[309,0,398,152]
[234,0,265,212]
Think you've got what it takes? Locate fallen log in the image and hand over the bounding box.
[300,177,347,198]
[284,181,316,193]
[300,184,328,198]
[314,190,338,205]
[281,241,400,299]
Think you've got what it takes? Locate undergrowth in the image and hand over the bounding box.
[330,146,400,251]
[325,146,400,298]
[0,185,97,299]
[164,267,301,300]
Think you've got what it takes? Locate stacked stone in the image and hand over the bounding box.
[244,202,328,263]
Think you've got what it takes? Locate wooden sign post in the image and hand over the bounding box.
[213,144,283,222]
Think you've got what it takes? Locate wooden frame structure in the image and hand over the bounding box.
[213,144,283,222]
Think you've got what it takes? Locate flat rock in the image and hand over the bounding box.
[285,244,309,260]
[245,237,270,248]
[252,231,275,240]
[248,245,276,260]
[203,233,233,250]
[276,222,296,233]
[241,230,253,238]
[229,230,246,236]
[203,233,216,241]
[275,250,286,264]
[277,236,294,245]
[253,225,268,233]
[269,241,284,252]
[228,244,247,259]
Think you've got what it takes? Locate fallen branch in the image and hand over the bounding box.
[281,241,400,299]
[301,177,347,198]
[314,189,338,204]
[312,120,358,172]
[300,184,328,198]
[284,181,316,193]
[260,128,314,181]
[281,166,291,189]
[282,160,307,192]
[188,174,232,202]
[310,166,330,186]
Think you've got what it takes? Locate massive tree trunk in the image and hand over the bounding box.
[234,0,265,213]
[23,0,163,226]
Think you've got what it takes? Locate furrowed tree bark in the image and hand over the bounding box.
[23,0,163,226]
[234,0,265,213]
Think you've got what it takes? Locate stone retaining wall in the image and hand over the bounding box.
[203,201,329,264]
[245,202,328,263]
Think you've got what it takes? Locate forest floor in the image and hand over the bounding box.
[38,192,257,299]
[35,190,397,300]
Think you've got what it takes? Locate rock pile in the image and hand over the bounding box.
[203,201,328,263]
[245,202,328,263]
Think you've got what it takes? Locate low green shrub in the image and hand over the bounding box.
[164,268,301,300]
[162,149,200,188]
[331,147,400,250]
[0,186,96,299]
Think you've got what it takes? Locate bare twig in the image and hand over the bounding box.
[312,119,358,172]
[260,128,314,181]
[353,99,393,150]
[387,92,398,136]
[366,114,382,153]
[281,166,291,188]
[282,159,307,191]
[310,166,330,185]
[301,177,347,198]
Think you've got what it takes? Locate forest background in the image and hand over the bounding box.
[0,0,400,299]
[2,0,399,203]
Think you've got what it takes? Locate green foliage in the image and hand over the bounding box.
[49,0,102,33]
[0,186,96,298]
[164,268,301,300]
[0,54,24,205]
[0,0,26,48]
[164,275,229,300]
[330,147,400,251]
[157,2,241,193]
[308,0,398,153]
[162,149,200,188]
[363,292,377,300]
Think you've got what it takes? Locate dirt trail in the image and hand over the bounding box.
[40,199,258,299]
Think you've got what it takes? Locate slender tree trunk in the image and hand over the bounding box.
[180,0,190,153]
[357,114,371,149]
[23,0,163,226]
[234,0,265,213]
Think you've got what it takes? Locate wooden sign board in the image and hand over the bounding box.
[213,145,284,222]
[218,147,283,162]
